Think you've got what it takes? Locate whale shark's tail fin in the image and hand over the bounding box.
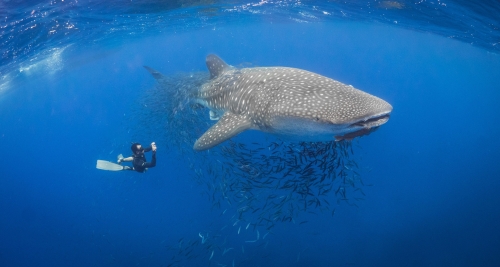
[143,66,165,80]
[143,65,206,100]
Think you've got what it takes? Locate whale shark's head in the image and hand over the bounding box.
[326,88,392,141]
[264,68,393,141]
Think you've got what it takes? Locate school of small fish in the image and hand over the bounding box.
[131,71,366,266]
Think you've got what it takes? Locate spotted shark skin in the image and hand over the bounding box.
[145,55,393,151]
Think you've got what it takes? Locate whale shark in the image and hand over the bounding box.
[145,54,392,151]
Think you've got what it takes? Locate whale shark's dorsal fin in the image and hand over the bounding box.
[206,54,230,79]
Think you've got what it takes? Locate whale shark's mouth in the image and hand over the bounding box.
[335,113,391,141]
[352,113,391,128]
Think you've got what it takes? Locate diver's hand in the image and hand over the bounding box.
[151,142,157,152]
[117,158,122,164]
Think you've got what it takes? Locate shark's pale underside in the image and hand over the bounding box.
[145,55,393,151]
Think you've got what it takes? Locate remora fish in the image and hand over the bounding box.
[145,55,392,150]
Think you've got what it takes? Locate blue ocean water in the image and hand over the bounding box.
[1,1,500,266]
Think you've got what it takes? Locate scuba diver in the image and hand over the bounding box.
[117,142,157,173]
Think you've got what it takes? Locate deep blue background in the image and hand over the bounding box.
[1,22,500,266]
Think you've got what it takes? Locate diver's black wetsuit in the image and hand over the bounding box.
[132,146,156,173]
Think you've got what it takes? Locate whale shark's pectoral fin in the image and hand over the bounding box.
[194,112,252,151]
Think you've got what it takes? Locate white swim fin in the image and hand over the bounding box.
[96,160,125,171]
